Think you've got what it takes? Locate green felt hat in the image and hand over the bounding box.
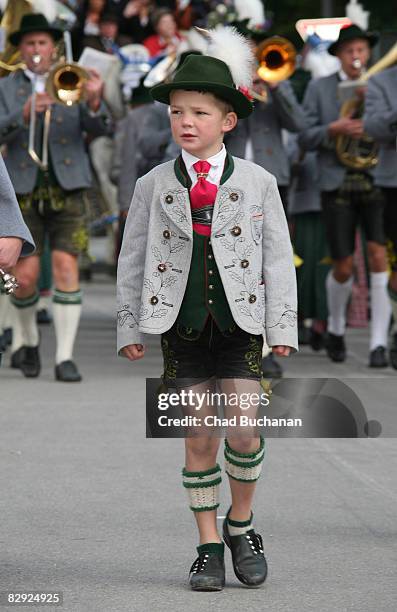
[150,54,253,118]
[9,13,63,47]
[328,24,378,56]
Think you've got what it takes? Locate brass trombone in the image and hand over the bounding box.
[251,36,297,102]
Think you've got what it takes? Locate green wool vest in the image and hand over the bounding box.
[174,154,235,332]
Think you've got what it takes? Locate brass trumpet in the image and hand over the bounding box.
[251,36,297,103]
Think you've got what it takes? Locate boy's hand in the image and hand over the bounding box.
[122,344,145,360]
[272,346,291,357]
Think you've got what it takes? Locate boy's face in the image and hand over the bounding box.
[170,90,237,159]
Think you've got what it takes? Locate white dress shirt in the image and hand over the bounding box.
[181,143,227,188]
[24,69,47,93]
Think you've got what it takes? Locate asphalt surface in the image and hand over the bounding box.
[0,276,396,612]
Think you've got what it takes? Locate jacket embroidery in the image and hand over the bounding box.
[268,305,297,329]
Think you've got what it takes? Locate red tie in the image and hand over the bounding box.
[190,160,218,236]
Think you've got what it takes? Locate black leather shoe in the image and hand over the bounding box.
[223,518,268,587]
[189,546,225,591]
[325,332,346,362]
[262,353,283,378]
[20,346,41,378]
[55,360,82,382]
[10,346,26,369]
[390,333,397,370]
[310,329,325,352]
[0,334,5,353]
[37,308,52,325]
[369,346,388,368]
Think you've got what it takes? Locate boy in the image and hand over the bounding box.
[117,28,298,591]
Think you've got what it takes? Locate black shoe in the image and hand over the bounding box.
[10,346,26,369]
[0,334,5,353]
[37,308,52,325]
[369,346,388,368]
[20,346,41,378]
[55,360,82,382]
[310,329,325,352]
[261,353,283,378]
[223,516,268,587]
[390,333,397,370]
[298,325,311,345]
[325,332,346,362]
[3,327,12,346]
[189,544,225,591]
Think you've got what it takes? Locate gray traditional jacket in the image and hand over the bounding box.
[298,73,355,191]
[117,155,298,354]
[0,154,34,255]
[226,80,307,186]
[363,65,397,188]
[0,70,111,194]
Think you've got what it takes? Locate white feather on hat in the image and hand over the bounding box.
[234,0,266,28]
[205,26,255,89]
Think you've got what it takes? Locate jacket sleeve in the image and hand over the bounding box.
[363,76,397,144]
[137,105,172,161]
[262,175,298,352]
[79,100,112,137]
[0,86,26,146]
[0,155,35,256]
[271,80,307,132]
[117,179,150,354]
[298,79,333,152]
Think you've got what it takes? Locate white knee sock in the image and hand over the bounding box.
[370,272,392,350]
[53,289,82,364]
[388,283,397,333]
[10,304,25,353]
[11,293,39,347]
[0,292,8,333]
[326,271,353,336]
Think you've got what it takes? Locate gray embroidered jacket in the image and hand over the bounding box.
[117,156,298,354]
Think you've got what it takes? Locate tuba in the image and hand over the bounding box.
[335,42,397,170]
[252,36,296,102]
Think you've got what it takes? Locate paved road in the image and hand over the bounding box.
[0,277,396,612]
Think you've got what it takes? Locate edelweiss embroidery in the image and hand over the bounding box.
[268,305,297,330]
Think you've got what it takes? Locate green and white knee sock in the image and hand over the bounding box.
[10,292,40,347]
[224,436,265,482]
[182,464,222,512]
[226,509,254,536]
[53,288,82,365]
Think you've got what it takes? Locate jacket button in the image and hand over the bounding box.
[165,195,173,204]
[231,226,241,236]
[64,157,72,165]
[163,230,170,239]
[19,161,27,169]
[241,259,249,268]
[150,296,158,305]
[208,284,214,290]
[208,299,213,305]
[56,116,63,124]
[60,137,68,144]
[248,294,257,304]
[158,263,166,272]
[230,192,239,201]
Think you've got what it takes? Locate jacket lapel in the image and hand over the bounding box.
[160,158,192,237]
[212,154,243,233]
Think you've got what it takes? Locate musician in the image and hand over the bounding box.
[363,61,397,369]
[0,13,110,381]
[299,24,391,368]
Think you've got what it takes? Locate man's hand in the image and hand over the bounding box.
[328,117,364,140]
[122,343,146,361]
[84,69,104,113]
[0,237,23,268]
[22,93,54,124]
[272,345,291,357]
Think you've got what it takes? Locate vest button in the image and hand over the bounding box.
[165,195,173,204]
[208,254,213,259]
[150,296,159,305]
[208,299,214,305]
[248,294,257,304]
[158,263,166,272]
[208,270,213,275]
[230,192,239,201]
[241,259,249,268]
[231,226,241,236]
[163,230,170,239]
[208,284,214,290]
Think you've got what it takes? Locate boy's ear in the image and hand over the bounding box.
[223,112,238,133]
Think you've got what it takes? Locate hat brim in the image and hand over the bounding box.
[150,81,253,118]
[9,26,63,47]
[328,32,378,56]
